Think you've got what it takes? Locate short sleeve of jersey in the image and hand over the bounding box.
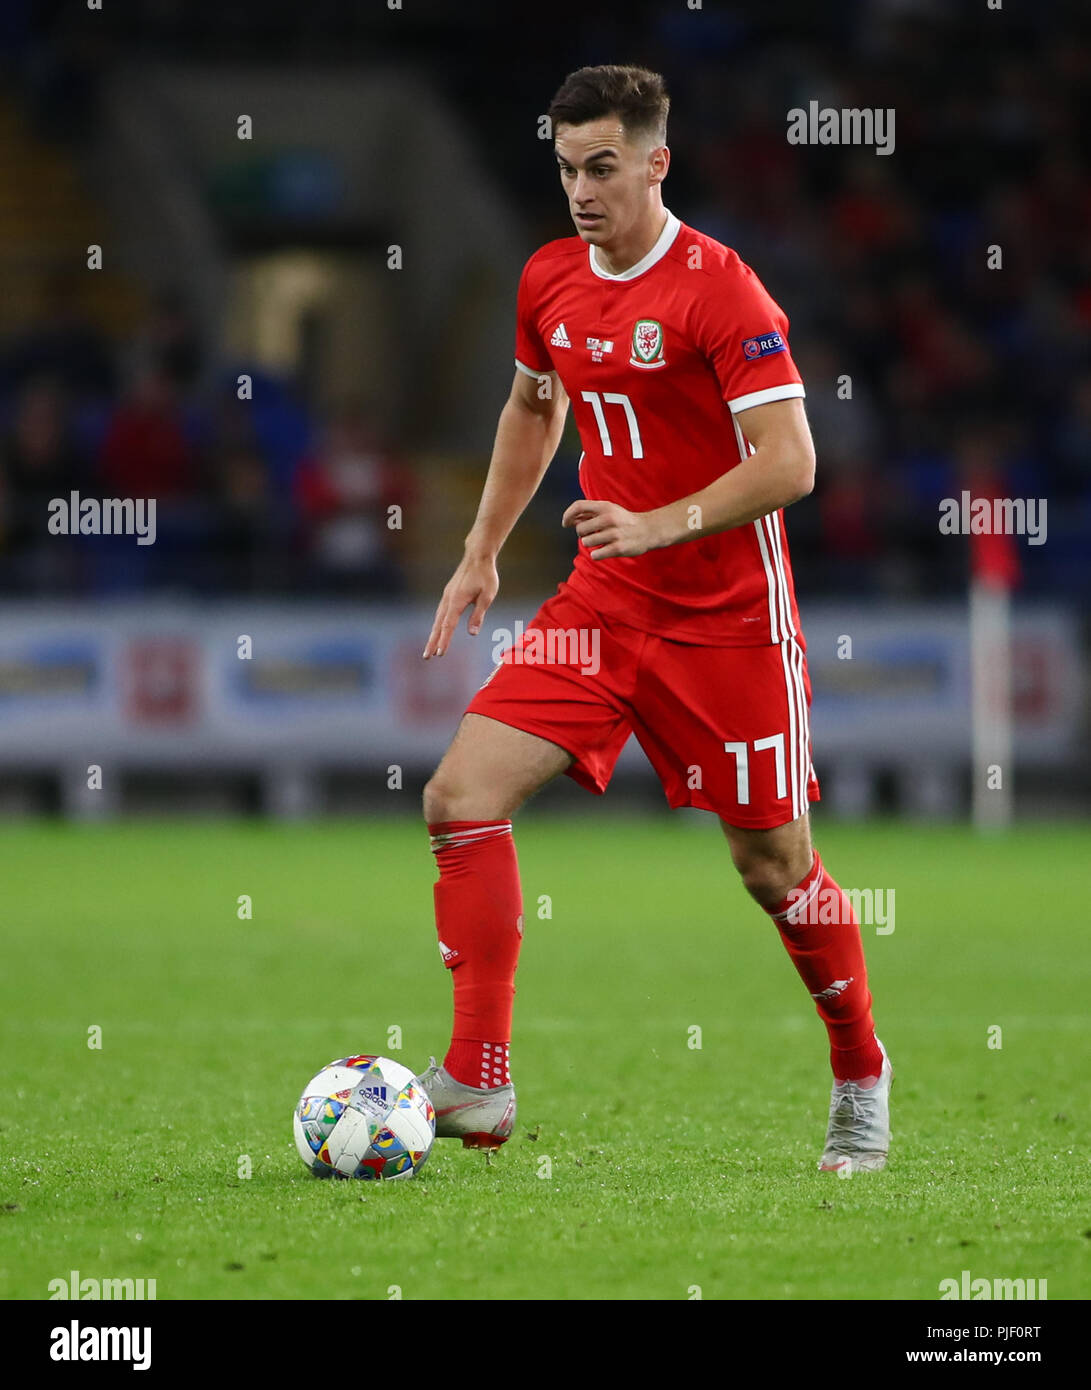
[694,258,805,415]
[514,255,552,378]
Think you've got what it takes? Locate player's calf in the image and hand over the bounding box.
[422,718,570,1143]
[725,820,890,1167]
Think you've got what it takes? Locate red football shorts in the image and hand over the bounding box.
[465,582,820,829]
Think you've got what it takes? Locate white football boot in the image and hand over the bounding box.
[819,1038,893,1173]
[414,1057,516,1150]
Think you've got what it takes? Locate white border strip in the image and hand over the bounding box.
[588,209,681,281]
[515,357,549,379]
[728,382,806,414]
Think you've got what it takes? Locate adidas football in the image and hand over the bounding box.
[293,1054,436,1179]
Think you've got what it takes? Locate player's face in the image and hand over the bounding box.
[554,117,664,246]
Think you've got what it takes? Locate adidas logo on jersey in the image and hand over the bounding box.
[550,321,572,348]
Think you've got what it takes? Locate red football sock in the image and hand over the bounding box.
[428,819,523,1089]
[767,850,883,1082]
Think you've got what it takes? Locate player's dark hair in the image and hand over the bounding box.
[548,65,669,147]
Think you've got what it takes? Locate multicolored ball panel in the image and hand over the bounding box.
[293,1054,434,1181]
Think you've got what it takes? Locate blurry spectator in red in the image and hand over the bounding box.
[699,89,798,228]
[295,402,415,595]
[815,450,886,586]
[888,273,994,407]
[99,366,197,500]
[827,156,916,265]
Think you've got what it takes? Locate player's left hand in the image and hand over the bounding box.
[561,499,659,560]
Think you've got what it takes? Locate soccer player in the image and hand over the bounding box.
[418,65,892,1173]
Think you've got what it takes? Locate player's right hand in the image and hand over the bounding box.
[422,552,499,658]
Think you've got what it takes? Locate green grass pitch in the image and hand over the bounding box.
[1,815,1087,1300]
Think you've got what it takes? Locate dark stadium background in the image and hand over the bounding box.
[0,0,1087,816]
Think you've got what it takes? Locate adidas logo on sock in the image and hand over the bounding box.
[438,940,459,964]
[811,976,855,1001]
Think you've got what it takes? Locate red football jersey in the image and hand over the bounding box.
[515,209,807,645]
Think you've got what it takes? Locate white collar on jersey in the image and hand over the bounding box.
[588,208,681,281]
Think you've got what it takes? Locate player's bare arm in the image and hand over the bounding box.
[561,396,815,561]
[423,367,569,657]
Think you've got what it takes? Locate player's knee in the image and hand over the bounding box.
[733,849,801,911]
[423,768,513,824]
[422,772,457,825]
[737,860,786,909]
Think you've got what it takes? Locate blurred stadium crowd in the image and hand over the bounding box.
[0,279,414,595]
[1,0,1087,601]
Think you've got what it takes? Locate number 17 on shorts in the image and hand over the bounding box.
[633,634,820,830]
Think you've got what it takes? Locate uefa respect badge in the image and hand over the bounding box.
[741,331,787,360]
